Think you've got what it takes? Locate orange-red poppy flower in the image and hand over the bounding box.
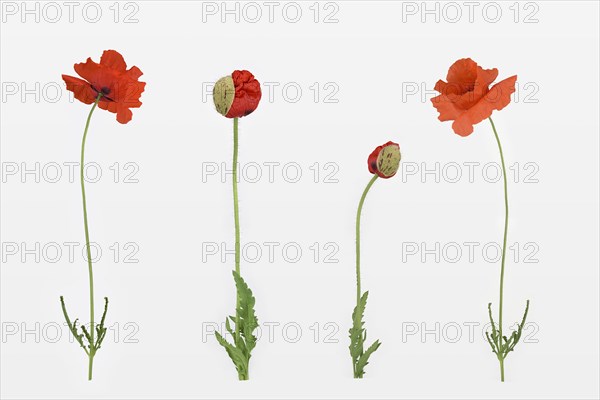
[431,58,516,136]
[213,70,261,118]
[62,50,145,124]
[368,141,401,179]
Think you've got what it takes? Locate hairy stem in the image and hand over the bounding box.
[81,93,102,380]
[232,117,241,343]
[489,116,509,382]
[355,175,379,305]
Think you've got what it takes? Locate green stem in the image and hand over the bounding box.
[232,117,241,343]
[81,93,102,381]
[88,352,95,381]
[355,175,379,305]
[489,117,508,383]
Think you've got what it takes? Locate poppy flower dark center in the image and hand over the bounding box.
[91,85,114,101]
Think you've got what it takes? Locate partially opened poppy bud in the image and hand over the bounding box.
[213,70,261,118]
[368,141,401,178]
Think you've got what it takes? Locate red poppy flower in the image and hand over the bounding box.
[213,70,261,118]
[62,50,145,124]
[368,141,401,179]
[431,58,516,136]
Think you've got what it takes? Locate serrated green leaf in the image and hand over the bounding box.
[225,317,234,338]
[485,331,498,355]
[487,299,531,361]
[215,331,247,376]
[349,291,380,378]
[353,292,369,328]
[355,339,381,377]
[487,303,498,342]
[80,324,92,348]
[95,297,109,349]
[504,300,530,357]
[215,272,259,380]
[60,297,90,355]
[349,291,368,363]
[233,271,258,355]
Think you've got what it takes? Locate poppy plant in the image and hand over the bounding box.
[60,50,145,380]
[431,58,529,382]
[349,141,400,379]
[212,70,261,381]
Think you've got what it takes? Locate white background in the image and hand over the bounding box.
[1,1,598,399]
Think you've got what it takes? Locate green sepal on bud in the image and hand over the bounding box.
[213,76,235,117]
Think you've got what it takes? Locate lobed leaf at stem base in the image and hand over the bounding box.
[349,291,381,379]
[59,296,110,365]
[215,271,259,381]
[485,300,531,364]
